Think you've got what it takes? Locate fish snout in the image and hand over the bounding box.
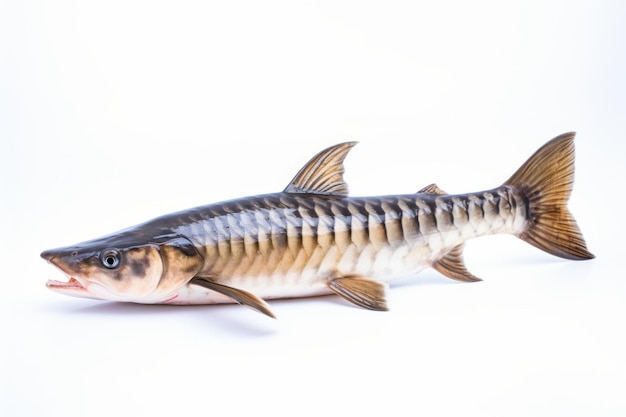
[40,247,79,264]
[40,249,57,262]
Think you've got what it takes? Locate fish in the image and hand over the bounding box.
[41,132,594,318]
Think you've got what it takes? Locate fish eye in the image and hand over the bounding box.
[100,249,121,269]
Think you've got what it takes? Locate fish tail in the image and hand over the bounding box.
[504,132,594,260]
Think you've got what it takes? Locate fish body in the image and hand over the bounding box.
[41,133,594,317]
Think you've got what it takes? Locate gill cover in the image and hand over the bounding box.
[156,236,205,295]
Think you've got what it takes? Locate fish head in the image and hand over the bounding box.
[41,234,204,303]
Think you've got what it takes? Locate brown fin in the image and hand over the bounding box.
[190,278,276,318]
[504,132,594,260]
[432,244,482,282]
[328,276,389,311]
[418,183,447,195]
[284,142,357,197]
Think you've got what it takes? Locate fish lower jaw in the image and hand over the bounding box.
[47,277,84,290]
[46,277,101,300]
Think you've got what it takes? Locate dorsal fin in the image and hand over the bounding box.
[284,142,357,197]
[418,183,447,195]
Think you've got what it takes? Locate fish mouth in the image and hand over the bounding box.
[42,251,88,296]
[43,253,103,300]
[46,276,102,299]
[46,277,87,291]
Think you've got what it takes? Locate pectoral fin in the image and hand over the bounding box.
[190,278,276,318]
[328,276,389,311]
[432,244,482,282]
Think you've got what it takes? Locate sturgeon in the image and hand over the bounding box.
[41,133,594,317]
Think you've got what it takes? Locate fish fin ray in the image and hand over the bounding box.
[328,276,389,311]
[504,132,594,260]
[284,142,358,197]
[417,183,447,195]
[432,244,482,282]
[190,277,276,318]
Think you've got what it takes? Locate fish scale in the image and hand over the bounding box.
[41,133,594,317]
[190,189,524,290]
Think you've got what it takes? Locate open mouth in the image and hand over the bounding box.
[45,276,102,300]
[42,252,102,300]
[46,277,86,291]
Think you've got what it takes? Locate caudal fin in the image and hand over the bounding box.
[504,132,594,260]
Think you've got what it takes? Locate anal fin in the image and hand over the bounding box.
[190,277,276,319]
[432,244,482,282]
[328,276,389,311]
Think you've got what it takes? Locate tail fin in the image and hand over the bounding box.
[504,132,594,260]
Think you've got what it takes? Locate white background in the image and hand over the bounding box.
[1,1,625,416]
